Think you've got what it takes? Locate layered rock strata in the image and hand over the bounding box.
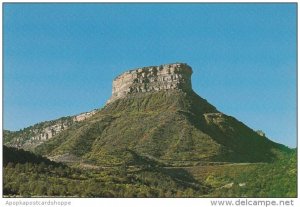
[108,63,193,103]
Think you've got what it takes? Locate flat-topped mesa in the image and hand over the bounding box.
[107,63,193,103]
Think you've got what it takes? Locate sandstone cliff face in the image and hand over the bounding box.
[108,63,193,103]
[4,109,97,150]
[29,110,97,143]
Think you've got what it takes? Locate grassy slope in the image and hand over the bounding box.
[34,90,290,165]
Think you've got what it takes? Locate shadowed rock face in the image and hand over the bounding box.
[108,63,193,103]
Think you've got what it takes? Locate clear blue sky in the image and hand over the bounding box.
[4,3,297,147]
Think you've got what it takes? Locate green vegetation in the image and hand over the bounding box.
[3,146,296,197]
[204,150,297,197]
[3,90,296,197]
[33,91,290,166]
[3,146,208,197]
[3,145,58,166]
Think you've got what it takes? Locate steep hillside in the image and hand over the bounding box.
[34,90,289,165]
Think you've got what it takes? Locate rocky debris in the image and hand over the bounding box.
[48,153,81,163]
[203,113,230,127]
[203,113,225,124]
[256,130,266,137]
[107,63,193,103]
[219,182,246,189]
[221,182,234,189]
[239,183,246,187]
[203,112,236,134]
[73,110,97,122]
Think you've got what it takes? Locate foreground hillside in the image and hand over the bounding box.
[189,149,297,197]
[3,146,296,197]
[3,146,209,197]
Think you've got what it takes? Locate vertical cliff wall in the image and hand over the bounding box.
[108,63,193,103]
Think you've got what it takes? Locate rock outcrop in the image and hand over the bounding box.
[73,110,97,122]
[4,109,97,150]
[30,110,97,143]
[108,63,193,103]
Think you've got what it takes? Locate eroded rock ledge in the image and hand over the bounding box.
[108,63,193,103]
